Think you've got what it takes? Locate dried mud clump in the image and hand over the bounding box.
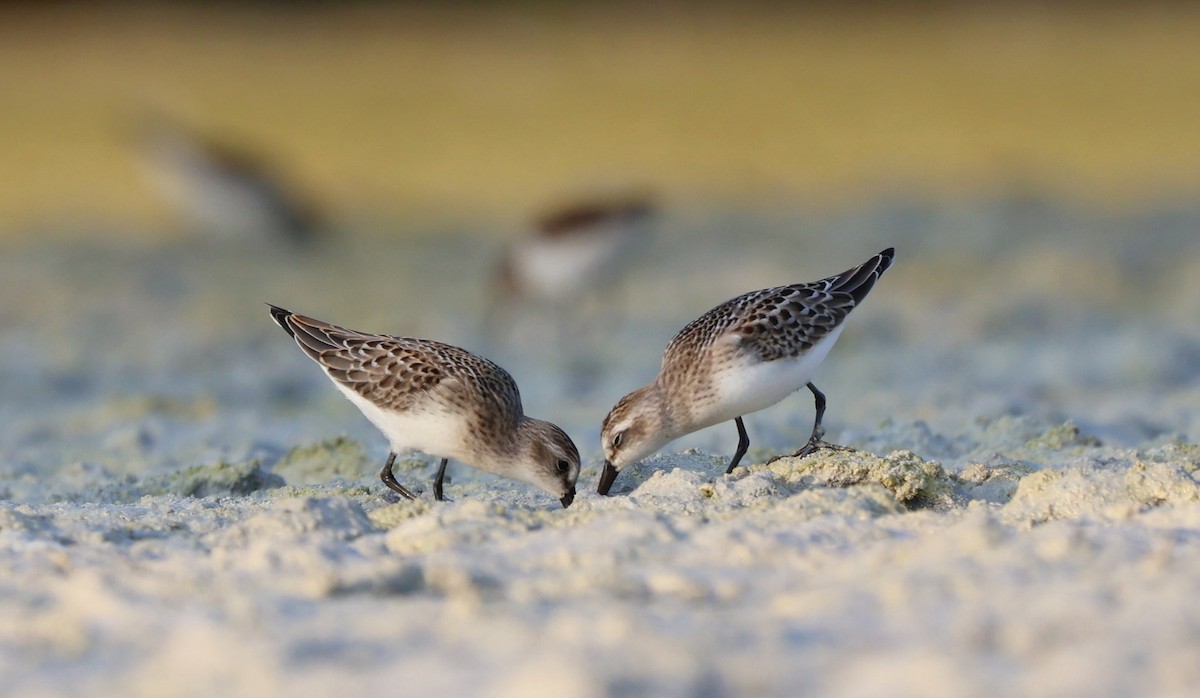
[762,448,956,510]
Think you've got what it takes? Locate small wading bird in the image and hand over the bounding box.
[134,113,324,247]
[485,194,656,336]
[269,306,580,507]
[597,248,895,495]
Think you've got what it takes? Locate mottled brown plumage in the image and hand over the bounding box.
[269,306,580,507]
[281,312,521,421]
[598,248,894,495]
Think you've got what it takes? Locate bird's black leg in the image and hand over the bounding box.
[767,383,853,464]
[799,383,856,457]
[726,416,750,474]
[432,458,449,501]
[807,382,827,446]
[789,382,830,458]
[380,452,417,500]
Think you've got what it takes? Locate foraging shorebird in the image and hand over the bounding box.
[597,248,895,495]
[134,114,324,247]
[486,194,656,334]
[269,306,580,507]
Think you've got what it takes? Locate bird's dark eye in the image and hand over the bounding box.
[612,432,624,448]
[556,460,569,474]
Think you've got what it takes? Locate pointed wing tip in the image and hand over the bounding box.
[267,303,296,338]
[866,247,896,280]
[831,247,895,304]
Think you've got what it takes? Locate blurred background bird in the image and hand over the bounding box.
[131,111,325,249]
[485,192,657,341]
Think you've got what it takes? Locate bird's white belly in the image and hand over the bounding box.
[334,383,471,462]
[513,228,630,299]
[703,324,846,427]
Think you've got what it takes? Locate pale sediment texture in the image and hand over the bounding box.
[2,200,1199,696]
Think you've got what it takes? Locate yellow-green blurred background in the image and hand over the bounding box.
[2,1,1199,240]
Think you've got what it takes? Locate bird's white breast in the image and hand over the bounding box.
[511,226,637,299]
[332,382,471,462]
[702,323,846,428]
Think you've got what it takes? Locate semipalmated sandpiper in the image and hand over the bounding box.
[598,248,894,495]
[269,306,580,507]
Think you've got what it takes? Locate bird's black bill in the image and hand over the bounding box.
[560,486,576,508]
[597,461,619,496]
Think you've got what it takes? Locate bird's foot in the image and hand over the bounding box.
[381,483,418,502]
[765,439,856,465]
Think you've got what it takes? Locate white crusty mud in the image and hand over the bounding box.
[2,200,1200,696]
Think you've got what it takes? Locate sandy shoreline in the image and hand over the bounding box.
[2,198,1199,696]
